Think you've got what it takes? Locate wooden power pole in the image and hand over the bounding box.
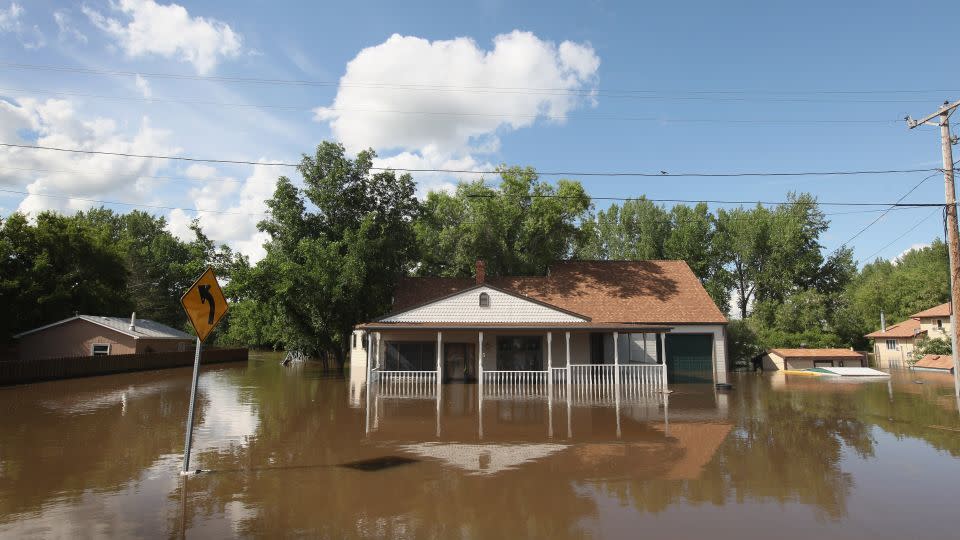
[907,99,960,396]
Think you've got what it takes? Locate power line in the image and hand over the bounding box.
[0,86,903,124]
[840,171,941,251]
[1,142,954,180]
[860,208,940,262]
[1,61,957,101]
[0,188,269,216]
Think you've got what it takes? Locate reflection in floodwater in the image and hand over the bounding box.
[1,355,959,538]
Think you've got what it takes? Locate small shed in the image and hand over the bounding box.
[913,354,955,373]
[13,314,195,361]
[761,348,865,371]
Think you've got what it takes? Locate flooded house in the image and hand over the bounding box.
[350,260,730,396]
[865,302,951,369]
[13,313,195,361]
[760,348,866,371]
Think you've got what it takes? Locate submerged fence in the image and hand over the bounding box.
[0,348,249,386]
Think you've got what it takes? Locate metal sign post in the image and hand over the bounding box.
[179,267,229,476]
[182,336,202,474]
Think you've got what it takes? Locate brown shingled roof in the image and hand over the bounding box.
[864,318,923,339]
[911,302,951,318]
[915,354,954,371]
[769,348,864,360]
[391,260,726,325]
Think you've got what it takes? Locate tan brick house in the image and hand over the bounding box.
[14,314,195,361]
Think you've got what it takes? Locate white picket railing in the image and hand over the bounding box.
[482,370,549,397]
[376,370,438,398]
[618,364,666,392]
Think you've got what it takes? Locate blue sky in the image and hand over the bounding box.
[0,0,958,263]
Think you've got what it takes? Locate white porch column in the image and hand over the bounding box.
[659,332,669,392]
[478,331,484,392]
[364,331,373,434]
[375,332,382,370]
[565,331,571,396]
[436,331,443,381]
[613,331,620,388]
[547,332,553,387]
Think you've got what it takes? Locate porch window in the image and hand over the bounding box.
[496,336,542,370]
[885,339,897,350]
[385,342,436,371]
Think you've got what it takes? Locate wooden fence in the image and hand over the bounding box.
[0,348,249,386]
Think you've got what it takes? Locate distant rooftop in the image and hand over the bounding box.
[14,315,194,340]
[911,302,951,319]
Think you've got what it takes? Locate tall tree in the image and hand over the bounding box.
[415,166,591,277]
[254,142,419,367]
[0,212,131,340]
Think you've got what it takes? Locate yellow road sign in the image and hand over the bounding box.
[180,267,229,342]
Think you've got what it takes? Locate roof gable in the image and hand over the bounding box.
[380,284,589,323]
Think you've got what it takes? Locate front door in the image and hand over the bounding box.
[444,343,476,382]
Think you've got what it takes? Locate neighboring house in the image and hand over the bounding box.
[761,348,865,371]
[865,302,952,369]
[14,314,194,361]
[913,354,955,373]
[351,260,730,389]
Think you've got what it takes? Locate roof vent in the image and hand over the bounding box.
[129,312,136,332]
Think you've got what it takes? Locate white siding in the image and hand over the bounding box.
[382,286,586,323]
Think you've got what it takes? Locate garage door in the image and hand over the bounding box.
[665,334,714,384]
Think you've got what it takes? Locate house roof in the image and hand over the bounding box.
[14,315,194,340]
[911,302,951,318]
[769,348,864,360]
[865,318,924,339]
[389,260,727,325]
[915,354,954,371]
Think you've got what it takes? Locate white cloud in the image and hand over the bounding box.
[0,2,23,32]
[167,162,278,262]
[374,147,491,199]
[892,243,930,264]
[53,10,88,43]
[314,31,600,159]
[134,74,152,98]
[1,1,44,49]
[83,0,242,74]
[0,97,177,215]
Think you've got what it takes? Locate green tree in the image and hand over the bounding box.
[254,142,419,368]
[415,166,591,277]
[912,336,951,362]
[0,212,131,341]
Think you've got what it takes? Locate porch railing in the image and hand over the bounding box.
[376,370,438,398]
[482,370,548,397]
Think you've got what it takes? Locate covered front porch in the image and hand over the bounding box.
[358,323,674,397]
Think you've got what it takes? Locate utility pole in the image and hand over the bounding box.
[907,99,960,396]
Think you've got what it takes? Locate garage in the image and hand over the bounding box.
[665,334,714,384]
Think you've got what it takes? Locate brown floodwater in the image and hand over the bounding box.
[1,352,959,539]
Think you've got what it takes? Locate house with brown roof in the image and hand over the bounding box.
[350,260,729,393]
[913,354,955,373]
[865,302,952,369]
[760,348,865,371]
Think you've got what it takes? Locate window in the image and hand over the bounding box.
[937,319,943,329]
[479,292,490,307]
[885,339,897,351]
[385,342,436,371]
[496,336,542,370]
[352,333,357,349]
[91,343,111,356]
[177,342,187,352]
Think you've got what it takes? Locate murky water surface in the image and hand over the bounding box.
[1,352,959,539]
